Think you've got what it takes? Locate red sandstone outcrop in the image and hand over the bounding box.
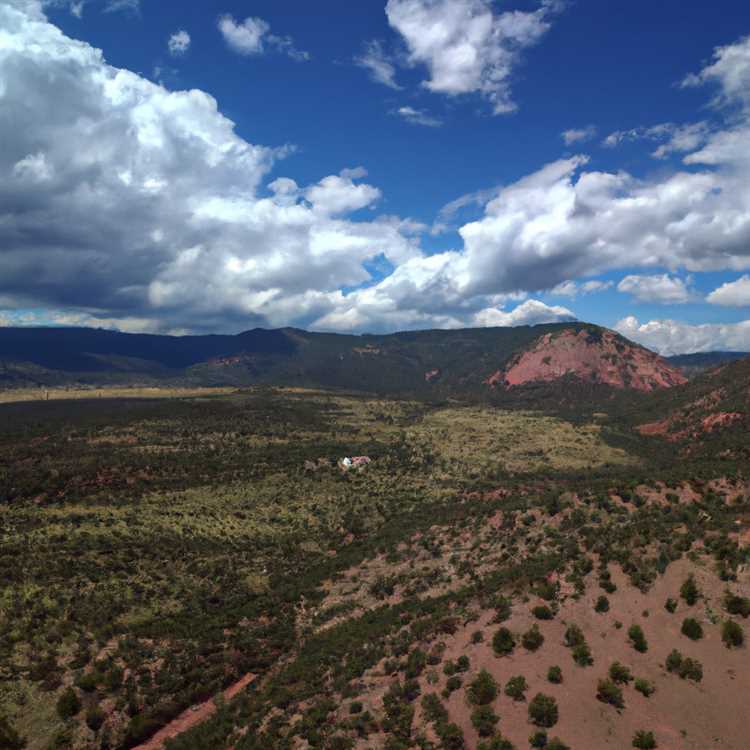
[485,328,687,392]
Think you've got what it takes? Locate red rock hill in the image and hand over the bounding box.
[485,328,687,392]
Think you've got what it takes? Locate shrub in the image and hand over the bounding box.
[85,707,105,732]
[633,730,657,749]
[529,731,548,748]
[349,701,363,715]
[724,592,750,618]
[443,675,462,698]
[468,669,498,706]
[405,648,427,679]
[596,679,624,709]
[680,575,699,606]
[572,642,593,666]
[493,596,513,623]
[721,620,744,648]
[0,716,26,750]
[628,624,648,653]
[528,694,558,728]
[104,666,123,691]
[478,737,516,750]
[456,655,470,672]
[122,715,162,747]
[678,658,703,682]
[599,568,616,592]
[421,693,448,725]
[665,649,703,682]
[564,624,584,647]
[384,659,400,675]
[522,625,545,652]
[471,630,484,644]
[595,596,610,613]
[75,672,98,693]
[533,581,558,601]
[609,662,632,684]
[504,675,528,702]
[403,678,421,702]
[533,605,554,620]
[383,683,415,743]
[370,575,395,599]
[547,739,570,750]
[634,678,655,697]
[492,627,516,656]
[665,649,683,673]
[547,665,563,684]
[56,687,81,720]
[438,723,466,750]
[681,618,703,641]
[664,598,677,614]
[443,660,458,676]
[471,705,499,737]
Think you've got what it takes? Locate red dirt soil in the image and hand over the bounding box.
[636,420,672,437]
[487,329,687,392]
[638,411,745,441]
[701,412,743,432]
[350,559,750,750]
[130,672,255,750]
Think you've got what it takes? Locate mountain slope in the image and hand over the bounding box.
[634,354,750,455]
[485,328,686,392]
[0,323,690,399]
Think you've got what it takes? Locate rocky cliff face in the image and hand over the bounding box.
[486,328,687,392]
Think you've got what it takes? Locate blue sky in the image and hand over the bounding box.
[2,0,750,353]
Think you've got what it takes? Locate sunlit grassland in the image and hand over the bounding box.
[409,406,634,475]
[0,386,238,405]
[0,679,63,750]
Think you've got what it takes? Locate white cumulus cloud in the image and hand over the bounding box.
[617,274,693,304]
[6,4,750,339]
[603,122,712,159]
[473,299,575,327]
[616,316,750,355]
[385,0,559,114]
[0,0,414,334]
[218,14,309,61]
[218,15,268,55]
[550,279,612,297]
[304,172,382,216]
[168,30,190,57]
[707,275,750,307]
[561,125,597,146]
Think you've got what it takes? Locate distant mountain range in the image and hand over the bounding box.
[3,323,743,398]
[663,351,749,377]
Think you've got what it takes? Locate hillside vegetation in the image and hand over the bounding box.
[0,324,690,403]
[1,380,749,749]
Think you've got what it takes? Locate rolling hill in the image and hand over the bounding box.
[634,354,750,456]
[0,323,692,401]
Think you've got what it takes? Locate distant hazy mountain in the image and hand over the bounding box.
[666,351,749,378]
